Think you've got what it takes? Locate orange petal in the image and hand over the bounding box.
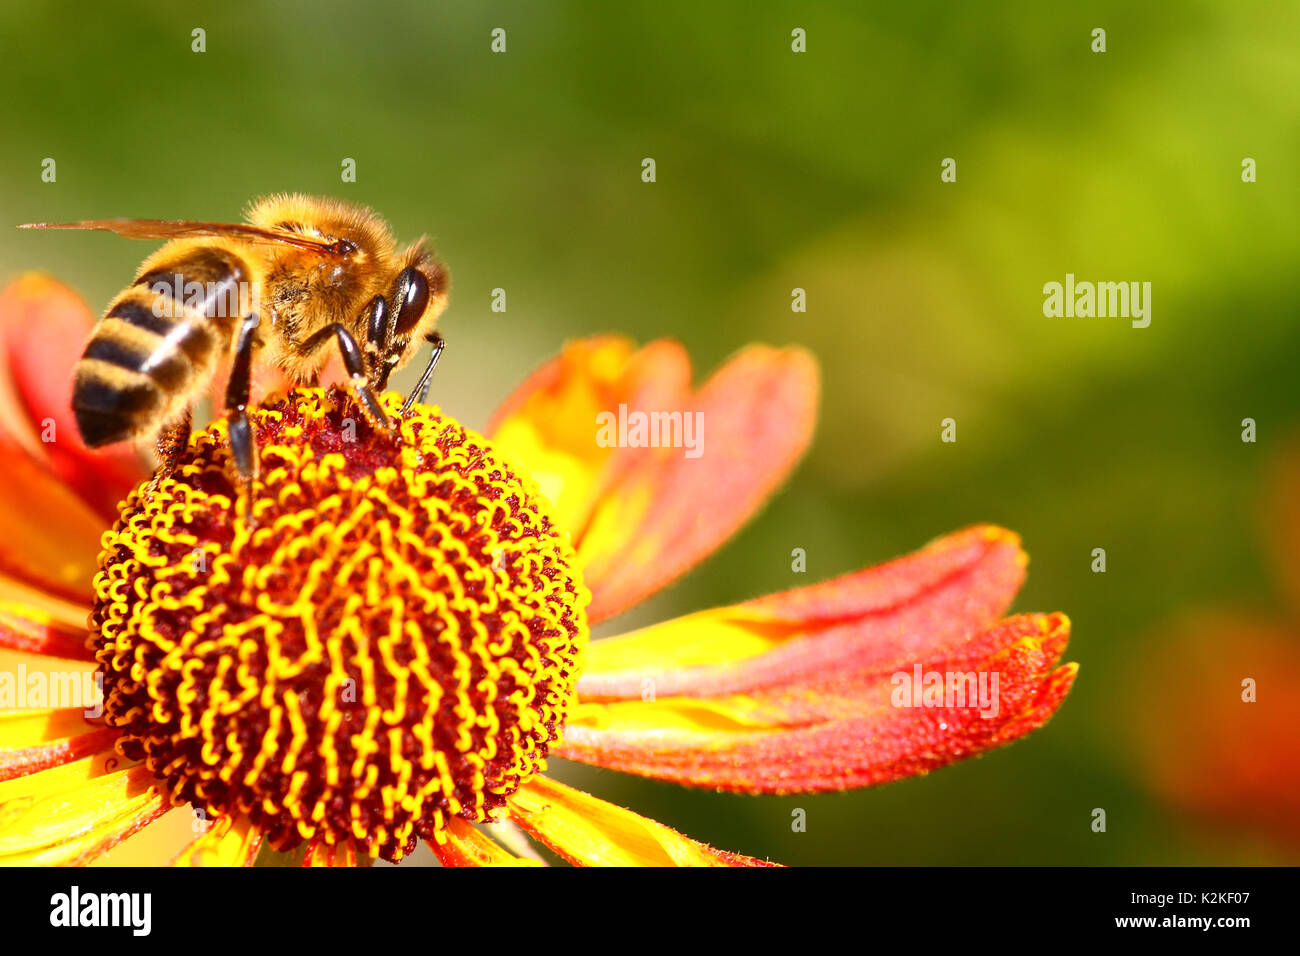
[172,814,263,866]
[430,817,541,867]
[0,431,104,604]
[506,775,777,866]
[0,751,167,865]
[490,338,818,623]
[0,708,117,782]
[0,275,146,519]
[579,525,1026,700]
[558,613,1077,793]
[0,601,93,661]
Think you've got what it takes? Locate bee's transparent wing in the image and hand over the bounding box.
[18,218,347,255]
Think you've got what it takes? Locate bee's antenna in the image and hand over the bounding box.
[400,333,446,415]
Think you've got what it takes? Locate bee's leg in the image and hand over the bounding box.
[155,407,192,473]
[374,268,431,393]
[400,332,446,415]
[224,314,261,512]
[300,323,392,434]
[361,294,393,386]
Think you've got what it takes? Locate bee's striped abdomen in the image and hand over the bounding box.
[73,247,249,447]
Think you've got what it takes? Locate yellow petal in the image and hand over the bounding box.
[506,775,775,866]
[0,581,92,633]
[0,648,99,719]
[88,807,196,866]
[0,752,167,865]
[0,708,101,752]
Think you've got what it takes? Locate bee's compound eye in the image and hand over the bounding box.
[394,267,430,334]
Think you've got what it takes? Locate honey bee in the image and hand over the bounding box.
[20,194,449,494]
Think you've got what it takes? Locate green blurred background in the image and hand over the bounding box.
[1,1,1296,865]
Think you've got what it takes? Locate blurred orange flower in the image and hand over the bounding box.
[1130,442,1300,852]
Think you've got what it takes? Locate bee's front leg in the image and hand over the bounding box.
[300,322,393,435]
[224,314,261,513]
[360,293,393,387]
[364,266,430,394]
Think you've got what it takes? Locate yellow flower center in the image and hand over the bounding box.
[88,388,589,862]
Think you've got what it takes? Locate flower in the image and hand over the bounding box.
[0,274,1077,866]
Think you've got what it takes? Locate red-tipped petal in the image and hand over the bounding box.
[490,338,818,623]
[488,336,692,533]
[579,525,1026,700]
[558,613,1077,793]
[579,345,819,623]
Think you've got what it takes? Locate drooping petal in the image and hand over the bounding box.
[173,814,263,867]
[490,338,819,623]
[0,601,93,661]
[506,775,778,866]
[579,525,1026,700]
[558,613,1077,793]
[430,817,541,867]
[0,751,167,865]
[0,708,117,781]
[0,275,146,519]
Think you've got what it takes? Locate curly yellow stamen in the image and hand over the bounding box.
[89,388,589,861]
